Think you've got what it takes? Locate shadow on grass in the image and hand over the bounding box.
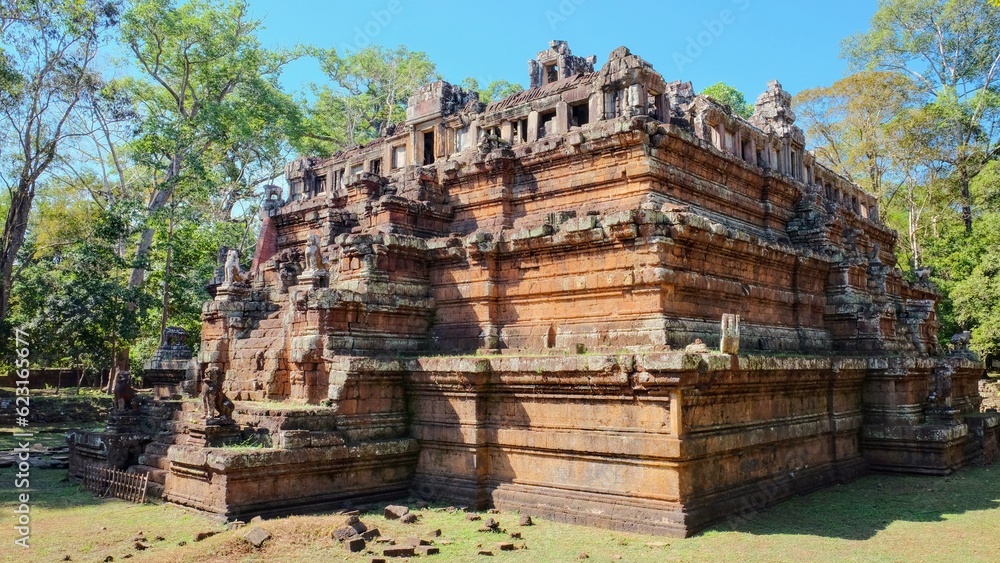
[707,466,1000,540]
[0,467,112,510]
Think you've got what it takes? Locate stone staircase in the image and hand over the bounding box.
[128,401,194,500]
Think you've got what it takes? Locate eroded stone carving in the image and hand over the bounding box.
[720,314,740,355]
[276,247,304,292]
[304,234,326,272]
[112,370,139,412]
[201,366,235,422]
[223,249,244,286]
[950,331,972,352]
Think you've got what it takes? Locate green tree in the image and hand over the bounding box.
[795,72,922,200]
[301,45,438,155]
[843,0,1000,232]
[460,77,524,104]
[701,82,753,119]
[120,0,300,291]
[10,201,152,386]
[793,71,949,267]
[0,0,119,327]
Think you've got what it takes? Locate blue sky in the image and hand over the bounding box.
[247,0,878,102]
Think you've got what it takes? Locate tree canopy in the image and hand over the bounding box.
[701,82,754,119]
[797,0,1000,359]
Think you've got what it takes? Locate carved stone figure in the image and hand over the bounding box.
[223,249,244,285]
[113,370,139,412]
[478,133,510,154]
[950,331,972,351]
[915,267,932,286]
[276,247,303,292]
[304,234,326,272]
[201,366,235,421]
[161,326,187,349]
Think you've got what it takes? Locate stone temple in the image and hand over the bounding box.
[69,41,997,537]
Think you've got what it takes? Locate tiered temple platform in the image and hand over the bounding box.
[69,41,996,536]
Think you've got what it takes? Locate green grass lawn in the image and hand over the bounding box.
[1,464,999,562]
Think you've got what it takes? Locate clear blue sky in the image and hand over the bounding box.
[247,0,878,101]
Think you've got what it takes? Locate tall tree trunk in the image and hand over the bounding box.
[0,183,36,324]
[159,207,174,337]
[960,170,972,233]
[128,155,181,289]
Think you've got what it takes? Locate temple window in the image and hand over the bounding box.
[422,130,435,165]
[648,91,663,120]
[369,158,381,176]
[539,110,556,138]
[605,89,620,119]
[349,163,363,180]
[392,145,406,168]
[570,102,589,129]
[545,64,558,84]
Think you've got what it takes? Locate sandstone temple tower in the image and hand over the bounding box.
[69,41,996,537]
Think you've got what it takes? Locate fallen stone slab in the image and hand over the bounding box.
[347,537,366,552]
[415,545,440,556]
[384,505,409,520]
[332,526,359,542]
[382,546,415,557]
[403,537,431,546]
[243,527,271,548]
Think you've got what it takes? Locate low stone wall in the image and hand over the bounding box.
[0,368,89,389]
[406,353,869,536]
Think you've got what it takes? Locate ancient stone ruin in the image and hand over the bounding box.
[69,41,998,537]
